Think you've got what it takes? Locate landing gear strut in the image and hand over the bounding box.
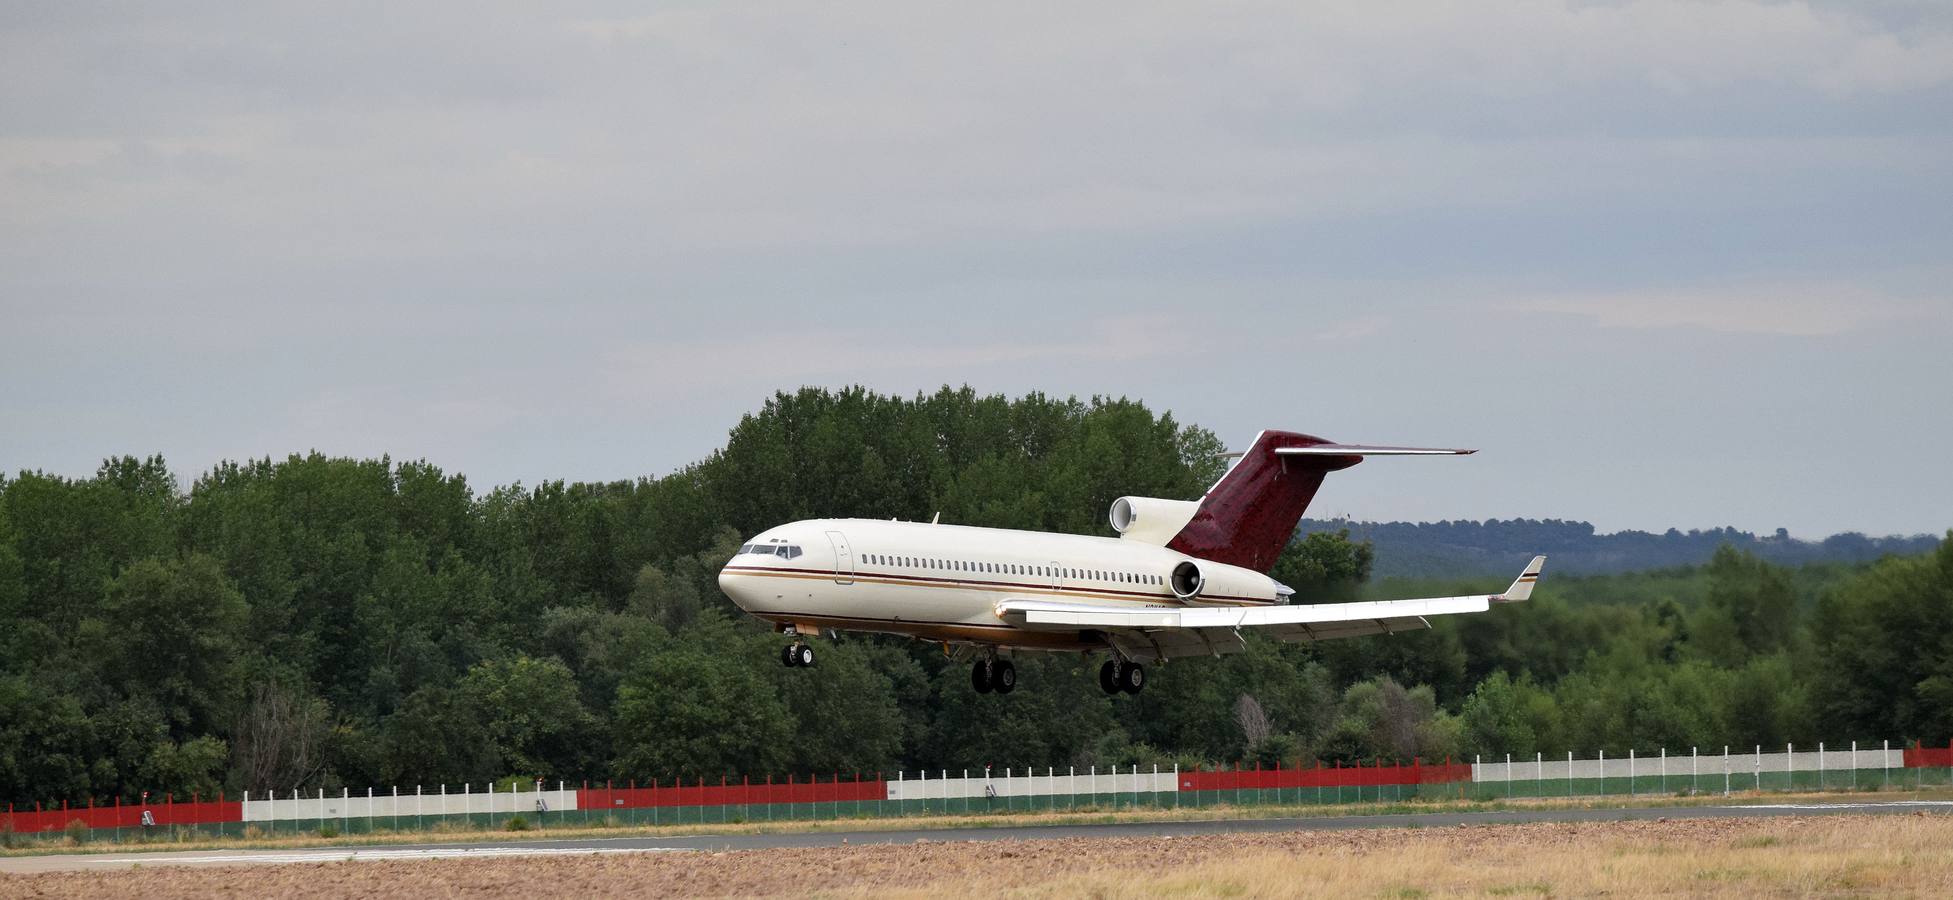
[972,656,1016,694]
[1099,659,1144,695]
[782,642,814,667]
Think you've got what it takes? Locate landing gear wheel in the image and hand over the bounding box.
[993,659,1016,694]
[781,644,797,667]
[972,660,993,694]
[1120,662,1145,694]
[1098,660,1120,695]
[794,644,815,667]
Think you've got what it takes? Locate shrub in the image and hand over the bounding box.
[505,814,530,832]
[318,824,339,839]
[65,818,89,845]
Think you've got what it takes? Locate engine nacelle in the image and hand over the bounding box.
[1108,496,1202,545]
[1169,560,1205,600]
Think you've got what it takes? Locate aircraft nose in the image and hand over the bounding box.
[717,563,748,609]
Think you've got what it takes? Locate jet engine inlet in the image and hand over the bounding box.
[1109,497,1138,533]
[1170,560,1205,600]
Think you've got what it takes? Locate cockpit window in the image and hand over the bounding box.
[739,543,801,559]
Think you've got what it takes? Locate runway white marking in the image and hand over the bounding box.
[80,846,693,866]
[1724,800,1953,811]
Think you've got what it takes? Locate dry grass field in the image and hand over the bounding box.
[4,813,1951,897]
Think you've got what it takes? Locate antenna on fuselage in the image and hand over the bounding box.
[931,511,940,524]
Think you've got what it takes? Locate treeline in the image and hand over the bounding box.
[1,386,1949,808]
[1301,517,1941,578]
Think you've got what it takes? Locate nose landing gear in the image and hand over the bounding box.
[1099,658,1144,695]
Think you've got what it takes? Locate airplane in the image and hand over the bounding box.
[717,429,1543,695]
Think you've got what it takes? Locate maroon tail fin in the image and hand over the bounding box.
[1165,431,1475,572]
[1166,431,1357,572]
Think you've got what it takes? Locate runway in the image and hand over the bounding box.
[6,797,1951,873]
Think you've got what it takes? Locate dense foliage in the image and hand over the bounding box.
[1301,517,1940,578]
[1,387,1947,806]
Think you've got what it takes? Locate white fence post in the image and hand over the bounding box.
[1567,751,1573,797]
[1629,749,1635,796]
[1660,747,1666,794]
[1599,750,1605,796]
[1505,754,1512,798]
[1819,742,1826,790]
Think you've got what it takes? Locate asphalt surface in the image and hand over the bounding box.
[5,798,1952,873]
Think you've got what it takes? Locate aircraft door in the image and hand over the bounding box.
[1049,561,1062,591]
[826,531,855,585]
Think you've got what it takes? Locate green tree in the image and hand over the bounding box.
[1692,545,1797,665]
[1808,534,1953,743]
[611,627,793,780]
[88,555,248,737]
[460,655,602,779]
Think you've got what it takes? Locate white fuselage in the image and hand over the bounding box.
[717,518,1280,652]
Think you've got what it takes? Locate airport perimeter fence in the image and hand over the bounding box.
[5,741,1952,847]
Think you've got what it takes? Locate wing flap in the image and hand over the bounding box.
[994,556,1545,660]
[1003,594,1491,629]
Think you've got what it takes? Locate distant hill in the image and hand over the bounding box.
[1297,518,1945,578]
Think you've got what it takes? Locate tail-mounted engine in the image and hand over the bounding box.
[1169,560,1205,600]
[1108,496,1202,546]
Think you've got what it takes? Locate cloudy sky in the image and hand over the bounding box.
[4,1,1949,537]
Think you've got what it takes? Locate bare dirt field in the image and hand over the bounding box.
[6,813,1951,898]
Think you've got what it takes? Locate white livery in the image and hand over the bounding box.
[718,429,1543,695]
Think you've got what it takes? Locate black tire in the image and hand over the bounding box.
[1121,663,1145,694]
[781,644,797,667]
[1098,660,1120,695]
[795,644,815,667]
[994,659,1016,694]
[972,660,993,693]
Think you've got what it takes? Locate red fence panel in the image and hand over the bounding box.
[1177,759,1473,792]
[576,775,887,811]
[0,799,241,834]
[1903,744,1953,768]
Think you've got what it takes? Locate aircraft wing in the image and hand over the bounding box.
[996,556,1544,663]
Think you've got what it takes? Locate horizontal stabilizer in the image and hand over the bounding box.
[1273,444,1476,457]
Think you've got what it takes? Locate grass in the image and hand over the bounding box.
[9,814,1953,897]
[944,816,1953,899]
[4,784,1950,859]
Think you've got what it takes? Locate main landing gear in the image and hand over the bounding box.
[781,642,815,667]
[1099,658,1144,695]
[972,656,1016,694]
